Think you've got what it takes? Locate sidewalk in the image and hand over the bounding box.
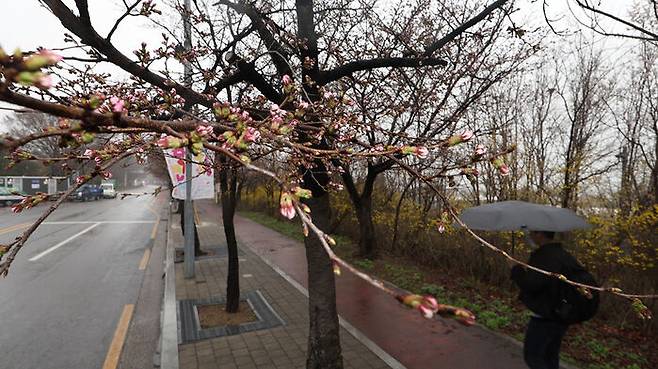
[195,200,535,369]
[171,205,390,369]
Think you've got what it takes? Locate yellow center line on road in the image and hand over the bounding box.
[0,222,30,235]
[150,217,160,240]
[102,304,135,369]
[145,196,162,239]
[138,248,151,271]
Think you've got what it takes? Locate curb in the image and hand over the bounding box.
[160,205,179,369]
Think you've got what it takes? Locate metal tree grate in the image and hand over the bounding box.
[178,290,285,343]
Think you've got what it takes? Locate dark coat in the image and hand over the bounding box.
[511,243,581,319]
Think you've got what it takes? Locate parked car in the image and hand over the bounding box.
[0,188,25,207]
[71,185,100,201]
[89,185,104,200]
[100,182,117,199]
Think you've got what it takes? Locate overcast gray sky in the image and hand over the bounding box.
[0,1,170,120]
[0,0,640,61]
[0,1,163,58]
[0,0,642,122]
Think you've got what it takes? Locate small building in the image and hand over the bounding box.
[0,176,70,195]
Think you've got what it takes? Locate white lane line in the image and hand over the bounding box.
[42,221,156,225]
[29,222,101,261]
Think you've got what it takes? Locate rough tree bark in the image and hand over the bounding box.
[297,0,343,366]
[302,170,343,369]
[219,163,240,313]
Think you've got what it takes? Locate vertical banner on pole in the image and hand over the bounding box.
[164,147,214,279]
[164,148,214,200]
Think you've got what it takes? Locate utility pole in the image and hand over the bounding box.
[183,0,195,279]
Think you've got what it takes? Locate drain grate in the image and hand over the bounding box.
[178,290,285,343]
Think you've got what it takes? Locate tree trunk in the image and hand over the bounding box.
[355,198,376,258]
[300,159,343,369]
[179,199,202,255]
[391,179,414,249]
[304,192,343,369]
[296,1,343,365]
[619,146,632,216]
[340,164,381,258]
[649,133,658,204]
[220,165,240,313]
[561,138,577,210]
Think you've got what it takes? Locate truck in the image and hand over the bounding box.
[100,180,117,199]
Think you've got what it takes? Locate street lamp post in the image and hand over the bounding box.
[182,0,195,279]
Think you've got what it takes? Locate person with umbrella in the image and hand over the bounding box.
[459,201,598,369]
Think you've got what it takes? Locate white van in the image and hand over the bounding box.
[101,182,117,199]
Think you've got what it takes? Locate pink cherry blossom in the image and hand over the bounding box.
[475,144,486,156]
[279,192,296,219]
[157,136,184,149]
[499,164,510,176]
[157,137,170,148]
[243,127,260,142]
[83,149,94,158]
[415,146,429,159]
[461,130,474,141]
[418,304,434,319]
[282,74,292,85]
[423,296,439,312]
[271,115,283,130]
[437,223,446,233]
[37,49,63,64]
[109,96,125,113]
[196,125,214,137]
[240,111,252,122]
[35,74,53,89]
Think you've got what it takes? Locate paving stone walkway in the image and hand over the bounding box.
[172,209,390,369]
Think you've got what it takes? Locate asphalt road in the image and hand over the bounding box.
[0,190,161,369]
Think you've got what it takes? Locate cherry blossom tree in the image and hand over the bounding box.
[1,1,656,368]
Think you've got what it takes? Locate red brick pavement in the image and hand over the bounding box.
[196,200,534,369]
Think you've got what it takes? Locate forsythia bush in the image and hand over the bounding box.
[576,205,658,273]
